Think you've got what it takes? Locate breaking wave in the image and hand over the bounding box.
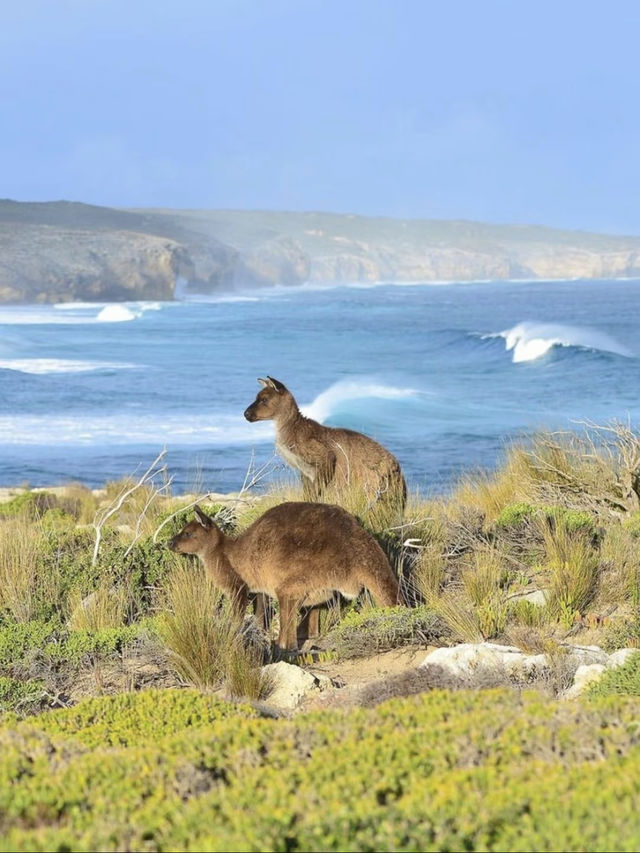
[301,379,418,423]
[485,322,634,363]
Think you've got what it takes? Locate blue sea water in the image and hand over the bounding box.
[0,279,638,496]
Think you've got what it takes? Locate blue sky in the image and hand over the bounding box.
[2,0,639,232]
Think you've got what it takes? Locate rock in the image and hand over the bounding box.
[261,661,329,710]
[420,643,527,678]
[566,645,609,666]
[607,648,639,669]
[510,589,549,607]
[420,642,614,686]
[564,664,607,698]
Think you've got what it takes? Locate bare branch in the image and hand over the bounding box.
[92,449,168,565]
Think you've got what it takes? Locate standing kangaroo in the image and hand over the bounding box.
[168,502,399,652]
[244,376,407,511]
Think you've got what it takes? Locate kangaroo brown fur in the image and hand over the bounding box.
[244,376,407,511]
[168,502,400,651]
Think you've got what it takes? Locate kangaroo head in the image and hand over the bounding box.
[244,376,294,422]
[168,505,223,555]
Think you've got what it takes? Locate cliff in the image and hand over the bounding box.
[1,200,639,302]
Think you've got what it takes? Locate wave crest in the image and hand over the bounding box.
[301,379,418,423]
[486,322,633,363]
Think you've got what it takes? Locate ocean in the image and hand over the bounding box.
[0,279,638,497]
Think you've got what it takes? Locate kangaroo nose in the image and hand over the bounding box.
[167,536,177,551]
[244,407,255,422]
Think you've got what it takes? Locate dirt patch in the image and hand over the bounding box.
[297,645,434,712]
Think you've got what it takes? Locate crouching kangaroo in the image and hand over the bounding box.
[168,502,400,652]
[244,376,407,512]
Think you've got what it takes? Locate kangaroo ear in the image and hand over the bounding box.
[266,376,286,393]
[257,377,269,388]
[194,505,212,528]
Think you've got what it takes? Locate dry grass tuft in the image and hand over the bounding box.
[426,588,484,643]
[0,516,45,621]
[540,517,599,625]
[159,561,267,700]
[452,460,523,526]
[68,582,128,632]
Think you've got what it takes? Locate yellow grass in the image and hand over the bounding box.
[160,561,266,700]
[0,516,44,621]
[68,582,127,632]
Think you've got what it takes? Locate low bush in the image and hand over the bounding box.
[324,605,447,658]
[0,676,47,715]
[588,652,640,698]
[2,688,640,850]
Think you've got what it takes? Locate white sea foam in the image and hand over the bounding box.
[301,379,418,423]
[0,359,138,375]
[96,305,140,322]
[0,413,274,446]
[486,322,634,363]
[0,301,166,325]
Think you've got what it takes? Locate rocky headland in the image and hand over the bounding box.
[2,199,640,302]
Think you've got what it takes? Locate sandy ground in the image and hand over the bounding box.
[295,645,433,712]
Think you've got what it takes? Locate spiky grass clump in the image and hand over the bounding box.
[67,582,128,633]
[541,517,599,626]
[452,460,523,526]
[159,562,267,700]
[0,516,45,622]
[426,590,484,643]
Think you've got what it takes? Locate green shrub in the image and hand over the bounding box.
[588,652,640,698]
[602,611,640,652]
[2,689,640,850]
[0,620,60,668]
[27,688,257,747]
[324,605,447,658]
[34,527,180,621]
[0,618,156,670]
[543,505,596,535]
[623,512,640,538]
[0,676,46,715]
[495,502,536,528]
[46,625,147,665]
[0,491,54,519]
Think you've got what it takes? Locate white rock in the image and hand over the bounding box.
[510,589,549,607]
[566,645,609,666]
[261,661,326,710]
[607,648,639,669]
[420,643,526,678]
[564,663,607,698]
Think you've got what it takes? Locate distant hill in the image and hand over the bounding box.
[1,199,640,303]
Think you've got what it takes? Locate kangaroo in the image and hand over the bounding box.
[168,502,400,652]
[244,376,407,511]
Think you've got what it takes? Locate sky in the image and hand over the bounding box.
[2,0,639,233]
